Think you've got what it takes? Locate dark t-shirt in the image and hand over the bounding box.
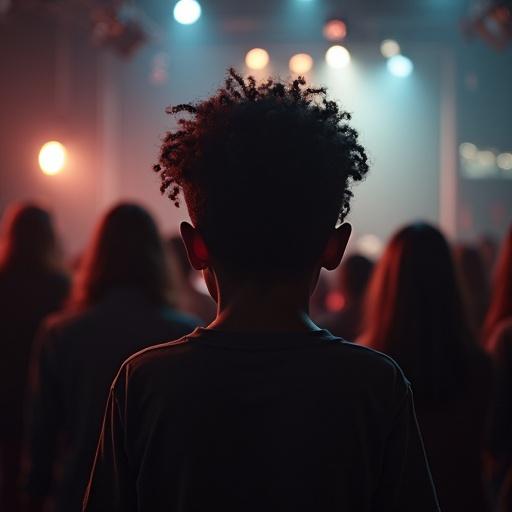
[23,289,199,512]
[0,268,69,434]
[84,328,440,512]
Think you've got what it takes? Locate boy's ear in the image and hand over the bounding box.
[180,222,210,270]
[321,223,352,271]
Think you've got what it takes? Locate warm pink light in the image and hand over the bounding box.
[323,19,347,42]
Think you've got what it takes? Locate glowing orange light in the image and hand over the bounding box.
[245,48,269,70]
[323,19,347,42]
[39,141,66,175]
[289,53,314,74]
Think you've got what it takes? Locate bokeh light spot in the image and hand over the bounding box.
[323,19,347,42]
[459,142,478,160]
[380,39,400,58]
[289,53,314,74]
[325,45,351,69]
[245,48,270,70]
[38,141,66,175]
[497,152,512,170]
[387,55,413,77]
[173,0,201,25]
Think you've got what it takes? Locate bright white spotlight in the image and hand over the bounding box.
[173,0,201,25]
[289,53,314,74]
[497,152,512,170]
[39,141,66,175]
[245,48,269,70]
[380,39,400,58]
[387,55,413,77]
[325,45,351,69]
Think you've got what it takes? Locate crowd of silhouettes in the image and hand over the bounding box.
[0,69,511,512]
[1,209,510,512]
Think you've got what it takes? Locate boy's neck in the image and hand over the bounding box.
[207,276,320,334]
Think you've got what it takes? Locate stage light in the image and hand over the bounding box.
[380,39,400,58]
[325,45,351,69]
[173,0,201,25]
[477,150,496,167]
[245,48,269,70]
[323,19,347,42]
[387,55,413,77]
[356,234,383,259]
[497,152,512,170]
[39,141,66,175]
[459,142,478,160]
[289,53,313,74]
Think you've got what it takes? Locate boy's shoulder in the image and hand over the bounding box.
[336,338,407,375]
[114,330,408,392]
[116,333,197,380]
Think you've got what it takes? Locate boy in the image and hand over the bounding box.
[84,69,440,511]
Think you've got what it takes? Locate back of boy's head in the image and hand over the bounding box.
[154,68,369,278]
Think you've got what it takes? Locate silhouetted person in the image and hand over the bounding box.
[488,319,512,502]
[321,253,373,340]
[478,234,499,279]
[84,70,439,512]
[361,223,493,512]
[22,203,199,512]
[485,226,512,499]
[0,203,69,512]
[166,235,216,324]
[484,226,512,344]
[453,244,490,338]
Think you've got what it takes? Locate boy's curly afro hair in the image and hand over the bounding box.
[154,68,369,276]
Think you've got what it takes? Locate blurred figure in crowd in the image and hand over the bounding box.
[167,235,216,325]
[0,203,69,512]
[22,203,199,512]
[484,226,512,344]
[361,223,493,512]
[321,253,373,340]
[478,234,499,279]
[498,465,512,512]
[484,225,512,500]
[453,244,490,338]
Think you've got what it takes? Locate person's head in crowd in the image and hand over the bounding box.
[71,203,169,310]
[319,253,374,339]
[0,202,61,273]
[361,223,476,402]
[484,225,512,344]
[153,69,369,309]
[453,243,489,337]
[337,253,374,305]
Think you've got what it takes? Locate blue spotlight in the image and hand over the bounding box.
[387,55,413,77]
[173,0,201,25]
